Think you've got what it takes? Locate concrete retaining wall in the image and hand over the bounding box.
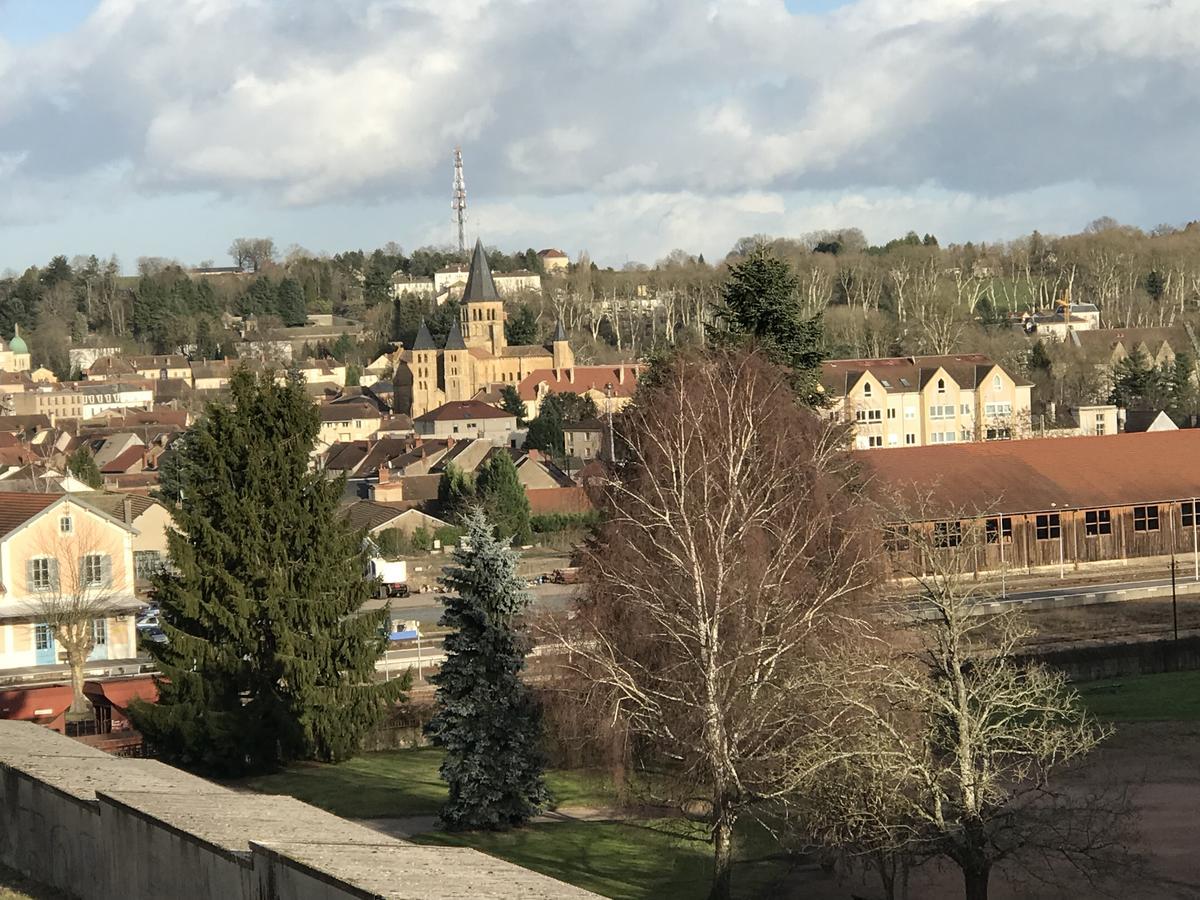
[1025,635,1200,682]
[0,721,598,900]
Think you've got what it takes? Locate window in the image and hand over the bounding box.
[884,525,910,552]
[862,383,872,397]
[960,430,974,442]
[1134,505,1160,532]
[905,433,916,445]
[1173,499,1197,526]
[35,624,52,651]
[1085,510,1112,536]
[888,434,899,445]
[934,521,962,548]
[986,516,1013,544]
[887,408,897,419]
[1095,413,1106,436]
[59,516,73,534]
[81,554,109,588]
[855,409,882,422]
[993,374,1003,391]
[960,403,972,415]
[92,618,108,647]
[929,404,955,420]
[904,408,916,420]
[985,402,1013,417]
[1035,513,1061,541]
[867,435,883,448]
[28,557,55,592]
[986,427,1013,441]
[936,378,946,393]
[930,431,956,444]
[135,550,164,581]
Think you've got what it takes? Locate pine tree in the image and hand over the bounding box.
[476,452,533,545]
[437,462,476,524]
[709,249,825,405]
[67,446,102,489]
[129,368,404,775]
[425,508,548,830]
[499,385,527,424]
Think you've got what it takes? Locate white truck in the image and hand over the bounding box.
[367,558,409,598]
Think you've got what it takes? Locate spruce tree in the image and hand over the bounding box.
[709,248,825,405]
[425,508,548,830]
[130,368,404,775]
[476,452,533,545]
[67,446,103,489]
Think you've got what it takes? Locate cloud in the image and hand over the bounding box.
[0,0,1196,264]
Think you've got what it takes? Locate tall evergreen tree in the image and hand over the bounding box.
[499,385,527,425]
[476,453,532,545]
[425,508,548,830]
[130,369,404,775]
[709,249,825,404]
[67,445,103,489]
[437,462,476,525]
[276,277,308,326]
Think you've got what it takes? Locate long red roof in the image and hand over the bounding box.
[858,430,1200,518]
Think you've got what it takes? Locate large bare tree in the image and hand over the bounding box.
[807,509,1134,900]
[33,514,120,723]
[552,349,879,900]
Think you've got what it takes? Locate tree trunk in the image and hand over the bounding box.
[709,806,735,900]
[963,863,990,900]
[65,652,93,723]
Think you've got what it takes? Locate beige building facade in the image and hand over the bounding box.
[822,355,1033,450]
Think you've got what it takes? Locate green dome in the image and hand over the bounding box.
[8,333,27,354]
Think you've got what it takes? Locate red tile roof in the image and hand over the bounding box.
[414,400,514,423]
[517,365,643,401]
[858,431,1200,519]
[0,493,62,538]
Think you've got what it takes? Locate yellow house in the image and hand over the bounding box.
[317,402,382,447]
[822,355,1033,449]
[0,493,144,671]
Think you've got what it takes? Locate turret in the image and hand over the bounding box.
[549,319,573,369]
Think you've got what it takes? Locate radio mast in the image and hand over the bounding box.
[452,147,467,256]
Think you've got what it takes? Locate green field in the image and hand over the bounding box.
[1077,670,1200,722]
[413,820,793,900]
[243,748,794,899]
[240,747,618,819]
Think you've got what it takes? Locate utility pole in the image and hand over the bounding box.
[452,147,467,257]
[1172,554,1179,641]
[604,383,615,462]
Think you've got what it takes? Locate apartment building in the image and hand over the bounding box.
[821,354,1032,450]
[8,383,155,423]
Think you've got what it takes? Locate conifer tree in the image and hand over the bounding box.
[425,508,548,830]
[437,462,476,524]
[476,452,533,545]
[130,368,404,775]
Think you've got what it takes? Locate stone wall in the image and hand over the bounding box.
[0,721,597,900]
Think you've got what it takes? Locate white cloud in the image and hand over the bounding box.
[0,0,1197,264]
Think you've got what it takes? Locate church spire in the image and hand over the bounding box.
[461,237,499,302]
[412,318,436,350]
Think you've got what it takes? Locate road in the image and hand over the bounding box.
[373,582,580,626]
[969,573,1200,608]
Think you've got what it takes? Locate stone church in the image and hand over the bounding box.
[396,239,573,417]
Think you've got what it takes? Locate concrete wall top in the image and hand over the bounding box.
[0,720,110,759]
[101,790,407,855]
[2,752,232,802]
[253,841,602,899]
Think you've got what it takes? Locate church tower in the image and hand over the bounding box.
[410,318,441,417]
[443,319,471,402]
[550,319,574,369]
[460,238,507,356]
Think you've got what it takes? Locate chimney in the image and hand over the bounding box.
[567,368,575,384]
[618,366,626,385]
[446,436,455,450]
[122,494,133,524]
[526,448,541,462]
[378,465,390,484]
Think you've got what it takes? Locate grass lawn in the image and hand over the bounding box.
[411,819,795,900]
[240,748,619,819]
[0,864,64,900]
[1077,670,1200,722]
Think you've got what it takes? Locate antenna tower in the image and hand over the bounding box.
[452,147,467,256]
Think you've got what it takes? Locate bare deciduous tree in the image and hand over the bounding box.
[807,508,1134,900]
[33,515,120,722]
[551,349,879,900]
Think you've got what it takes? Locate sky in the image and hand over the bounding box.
[0,0,1197,272]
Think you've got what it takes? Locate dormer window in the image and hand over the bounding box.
[937,378,946,394]
[862,383,872,398]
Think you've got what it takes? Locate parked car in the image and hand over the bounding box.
[140,627,168,646]
[366,558,409,599]
[136,613,161,631]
